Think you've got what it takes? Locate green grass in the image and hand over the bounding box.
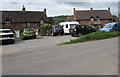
[64,31,120,44]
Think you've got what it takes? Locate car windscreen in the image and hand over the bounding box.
[24,29,34,32]
[70,24,78,29]
[103,23,116,28]
[1,30,11,33]
[54,25,62,29]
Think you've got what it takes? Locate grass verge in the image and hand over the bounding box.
[64,31,120,44]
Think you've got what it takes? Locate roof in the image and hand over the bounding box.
[67,16,74,21]
[0,11,48,23]
[74,10,112,20]
[59,21,79,25]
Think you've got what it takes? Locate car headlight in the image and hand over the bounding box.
[23,33,26,35]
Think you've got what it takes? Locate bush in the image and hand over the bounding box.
[64,31,120,44]
[40,24,51,36]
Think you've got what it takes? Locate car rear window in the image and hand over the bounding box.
[24,29,34,32]
[54,25,62,29]
[1,30,11,33]
[70,24,78,28]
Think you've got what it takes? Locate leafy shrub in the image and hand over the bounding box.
[40,24,51,36]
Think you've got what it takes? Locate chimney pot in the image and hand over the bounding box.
[108,7,110,11]
[91,8,93,10]
[44,8,46,12]
[22,5,26,12]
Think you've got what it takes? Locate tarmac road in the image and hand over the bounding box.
[2,36,118,75]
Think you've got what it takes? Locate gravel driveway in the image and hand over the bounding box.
[1,35,77,55]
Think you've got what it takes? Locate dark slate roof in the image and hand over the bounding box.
[0,11,48,23]
[75,10,112,20]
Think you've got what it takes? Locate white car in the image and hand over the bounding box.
[0,29,15,44]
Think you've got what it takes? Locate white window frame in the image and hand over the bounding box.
[5,21,10,26]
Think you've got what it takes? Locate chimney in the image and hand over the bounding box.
[73,8,76,21]
[22,5,26,12]
[44,8,46,12]
[73,8,75,12]
[108,7,110,11]
[91,8,93,11]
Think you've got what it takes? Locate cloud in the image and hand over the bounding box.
[0,1,119,16]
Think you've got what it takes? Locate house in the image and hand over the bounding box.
[0,5,48,37]
[118,13,120,22]
[67,7,113,27]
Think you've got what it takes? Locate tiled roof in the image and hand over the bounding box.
[0,11,48,23]
[74,10,112,20]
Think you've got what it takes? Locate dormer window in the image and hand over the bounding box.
[4,18,11,26]
[5,21,10,26]
[40,17,44,24]
[40,20,44,24]
[90,16,94,22]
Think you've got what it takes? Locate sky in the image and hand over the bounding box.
[0,0,119,17]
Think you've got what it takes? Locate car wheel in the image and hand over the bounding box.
[22,37,25,40]
[53,33,56,36]
[34,36,36,39]
[11,40,15,44]
[71,34,75,37]
[61,33,64,36]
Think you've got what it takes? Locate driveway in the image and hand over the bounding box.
[1,35,77,55]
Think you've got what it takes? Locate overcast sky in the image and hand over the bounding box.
[0,0,119,17]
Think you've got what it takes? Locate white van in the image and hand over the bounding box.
[59,21,79,34]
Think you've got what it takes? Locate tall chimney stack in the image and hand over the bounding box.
[108,7,110,11]
[22,5,26,12]
[91,8,93,11]
[44,8,46,12]
[73,8,76,21]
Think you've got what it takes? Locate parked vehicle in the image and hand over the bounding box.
[59,21,79,34]
[46,25,64,36]
[100,22,120,32]
[21,28,36,40]
[0,29,15,44]
[69,25,96,37]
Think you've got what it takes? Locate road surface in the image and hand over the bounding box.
[2,36,118,75]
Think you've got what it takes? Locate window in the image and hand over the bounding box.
[27,23,30,27]
[66,24,68,28]
[90,18,94,22]
[40,20,44,24]
[5,21,10,26]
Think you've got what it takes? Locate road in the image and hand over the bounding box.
[2,36,118,75]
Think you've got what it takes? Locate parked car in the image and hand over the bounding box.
[21,28,36,40]
[0,29,15,44]
[59,21,79,34]
[46,25,64,36]
[100,22,120,32]
[69,25,96,37]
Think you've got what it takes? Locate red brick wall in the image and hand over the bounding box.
[2,22,40,30]
[77,19,112,26]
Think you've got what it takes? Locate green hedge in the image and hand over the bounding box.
[40,24,51,36]
[64,31,120,44]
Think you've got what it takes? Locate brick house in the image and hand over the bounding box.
[0,5,48,37]
[119,13,120,22]
[67,7,113,27]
